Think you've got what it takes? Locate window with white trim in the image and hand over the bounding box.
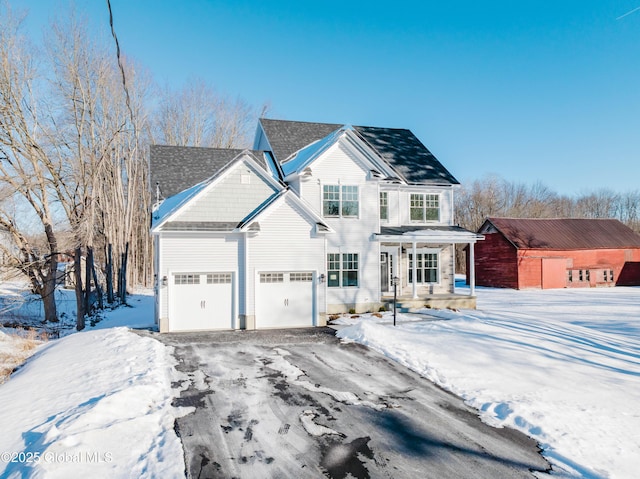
[410,193,439,222]
[380,192,388,220]
[323,185,359,217]
[408,253,438,283]
[327,253,359,287]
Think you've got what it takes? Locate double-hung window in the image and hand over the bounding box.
[380,192,388,221]
[327,253,359,287]
[410,193,439,222]
[408,253,438,283]
[323,185,359,217]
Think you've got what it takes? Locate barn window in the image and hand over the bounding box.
[579,270,584,281]
[609,270,614,282]
[586,270,590,281]
[568,270,573,283]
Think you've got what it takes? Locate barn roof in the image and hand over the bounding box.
[482,218,640,250]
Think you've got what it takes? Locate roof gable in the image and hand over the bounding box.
[482,218,640,250]
[151,153,282,232]
[258,119,459,186]
[150,145,269,199]
[258,119,341,163]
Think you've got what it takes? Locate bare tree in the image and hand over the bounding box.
[153,79,255,148]
[0,3,63,322]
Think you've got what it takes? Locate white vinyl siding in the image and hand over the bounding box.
[295,141,379,308]
[247,196,325,318]
[381,188,453,226]
[158,235,241,319]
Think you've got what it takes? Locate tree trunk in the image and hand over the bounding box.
[84,246,92,315]
[120,242,129,304]
[74,247,85,330]
[90,246,103,310]
[42,271,58,324]
[106,243,114,303]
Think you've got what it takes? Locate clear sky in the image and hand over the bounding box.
[17,0,640,195]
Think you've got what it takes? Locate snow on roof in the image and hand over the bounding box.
[281,127,346,178]
[151,179,209,229]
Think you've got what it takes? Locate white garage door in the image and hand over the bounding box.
[255,271,315,329]
[169,272,234,331]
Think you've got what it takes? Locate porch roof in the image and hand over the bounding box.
[376,225,483,244]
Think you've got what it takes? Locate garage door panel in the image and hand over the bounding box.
[256,271,314,329]
[170,272,234,331]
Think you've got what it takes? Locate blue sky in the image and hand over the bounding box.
[19,0,640,195]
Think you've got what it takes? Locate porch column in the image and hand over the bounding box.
[451,243,456,294]
[412,241,418,299]
[469,242,476,296]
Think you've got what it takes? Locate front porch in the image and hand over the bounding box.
[381,293,476,312]
[376,225,483,311]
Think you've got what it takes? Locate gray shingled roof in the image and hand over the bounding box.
[259,119,459,185]
[149,145,267,199]
[353,126,459,185]
[484,218,640,250]
[259,119,341,163]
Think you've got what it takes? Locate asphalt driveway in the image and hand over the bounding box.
[155,327,549,479]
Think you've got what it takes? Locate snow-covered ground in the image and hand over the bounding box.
[335,285,640,479]
[1,282,638,478]
[0,290,187,478]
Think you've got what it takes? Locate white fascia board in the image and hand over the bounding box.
[341,129,398,180]
[282,128,346,181]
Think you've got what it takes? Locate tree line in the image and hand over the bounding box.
[0,2,261,327]
[455,175,640,233]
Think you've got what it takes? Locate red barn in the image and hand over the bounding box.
[469,217,640,289]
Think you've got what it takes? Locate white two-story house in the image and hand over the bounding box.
[150,119,482,332]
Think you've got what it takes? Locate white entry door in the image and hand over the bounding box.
[255,272,315,328]
[169,272,234,331]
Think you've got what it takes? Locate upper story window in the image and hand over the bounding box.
[323,185,359,217]
[410,193,439,222]
[380,192,388,221]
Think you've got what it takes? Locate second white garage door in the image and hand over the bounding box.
[169,272,234,331]
[255,271,315,328]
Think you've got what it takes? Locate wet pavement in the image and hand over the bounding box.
[152,327,550,479]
